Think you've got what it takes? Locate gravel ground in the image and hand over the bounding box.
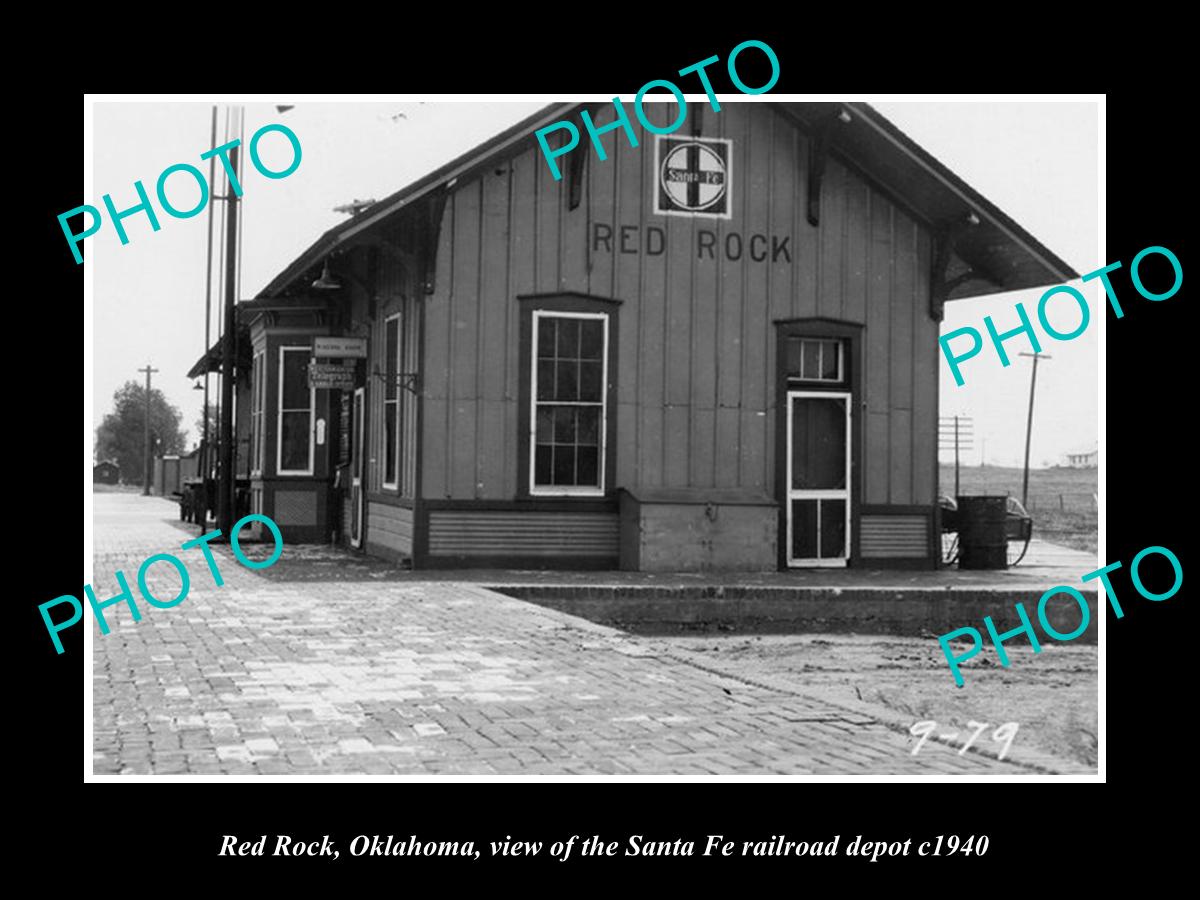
[658,634,1098,768]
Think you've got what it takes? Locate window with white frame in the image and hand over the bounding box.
[277,346,315,475]
[250,350,265,475]
[382,313,400,490]
[530,311,608,494]
[785,337,845,384]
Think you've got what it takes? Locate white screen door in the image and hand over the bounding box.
[786,391,851,567]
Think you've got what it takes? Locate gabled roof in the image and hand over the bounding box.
[257,104,575,299]
[257,101,1079,302]
[773,103,1078,299]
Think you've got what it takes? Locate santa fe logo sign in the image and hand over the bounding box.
[655,136,732,219]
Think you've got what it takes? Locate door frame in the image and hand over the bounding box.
[785,390,852,567]
[350,386,366,549]
[774,319,863,570]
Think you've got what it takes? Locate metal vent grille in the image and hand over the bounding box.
[859,514,928,558]
[273,490,318,526]
[428,511,619,556]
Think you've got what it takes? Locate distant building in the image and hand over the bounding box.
[93,460,120,485]
[153,447,202,496]
[1064,445,1098,468]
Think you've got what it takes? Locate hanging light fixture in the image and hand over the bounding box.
[312,259,341,290]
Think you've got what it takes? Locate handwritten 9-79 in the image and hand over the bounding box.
[909,720,1019,759]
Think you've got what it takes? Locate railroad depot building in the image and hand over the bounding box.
[234,101,1075,571]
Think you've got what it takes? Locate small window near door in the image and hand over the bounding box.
[785,338,844,384]
[250,350,265,476]
[278,346,315,475]
[382,314,400,490]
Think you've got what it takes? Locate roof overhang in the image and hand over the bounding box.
[257,103,577,299]
[258,101,1079,305]
[774,102,1079,300]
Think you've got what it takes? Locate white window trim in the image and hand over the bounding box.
[276,345,316,477]
[250,350,265,476]
[785,390,852,568]
[529,310,608,497]
[381,312,401,491]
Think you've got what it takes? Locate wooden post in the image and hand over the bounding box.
[954,415,960,497]
[1019,351,1051,509]
[201,105,217,492]
[218,142,240,536]
[138,364,158,495]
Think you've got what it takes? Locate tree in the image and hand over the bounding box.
[195,402,219,450]
[95,381,187,484]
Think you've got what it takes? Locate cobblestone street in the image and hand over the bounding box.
[91,492,1078,775]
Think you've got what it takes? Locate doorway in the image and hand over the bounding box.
[350,386,365,548]
[785,390,851,566]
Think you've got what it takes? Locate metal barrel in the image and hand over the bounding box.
[956,495,1009,569]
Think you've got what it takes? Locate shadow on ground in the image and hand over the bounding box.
[165,519,415,582]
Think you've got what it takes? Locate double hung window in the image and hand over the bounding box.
[530,311,608,495]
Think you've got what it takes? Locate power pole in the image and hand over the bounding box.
[201,105,217,483]
[218,140,240,536]
[938,414,973,498]
[954,415,960,497]
[1018,351,1051,509]
[138,364,159,495]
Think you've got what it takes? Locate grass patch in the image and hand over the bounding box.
[941,464,1097,554]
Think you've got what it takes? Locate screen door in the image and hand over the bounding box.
[786,391,851,566]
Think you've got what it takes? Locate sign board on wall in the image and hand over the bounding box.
[339,390,351,465]
[313,337,368,358]
[654,136,732,219]
[308,362,357,390]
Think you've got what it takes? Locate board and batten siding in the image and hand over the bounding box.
[420,102,937,512]
[357,234,421,560]
[367,502,414,558]
[368,242,421,501]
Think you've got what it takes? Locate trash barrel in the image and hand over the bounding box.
[956,495,1008,569]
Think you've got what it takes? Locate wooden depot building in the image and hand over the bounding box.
[234,101,1075,571]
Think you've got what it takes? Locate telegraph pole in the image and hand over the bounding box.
[218,139,240,536]
[1018,351,1051,509]
[138,364,159,495]
[954,416,960,497]
[201,105,217,483]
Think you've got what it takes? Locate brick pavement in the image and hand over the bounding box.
[91,493,1067,775]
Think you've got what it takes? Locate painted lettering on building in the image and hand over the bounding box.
[590,222,791,263]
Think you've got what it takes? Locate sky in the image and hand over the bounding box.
[876,101,1100,467]
[89,97,1099,468]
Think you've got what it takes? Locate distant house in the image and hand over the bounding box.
[94,460,120,485]
[1064,445,1098,468]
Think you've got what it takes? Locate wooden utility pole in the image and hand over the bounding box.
[938,414,973,498]
[138,364,159,495]
[954,416,960,497]
[218,141,240,535]
[201,105,217,484]
[1019,351,1051,509]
